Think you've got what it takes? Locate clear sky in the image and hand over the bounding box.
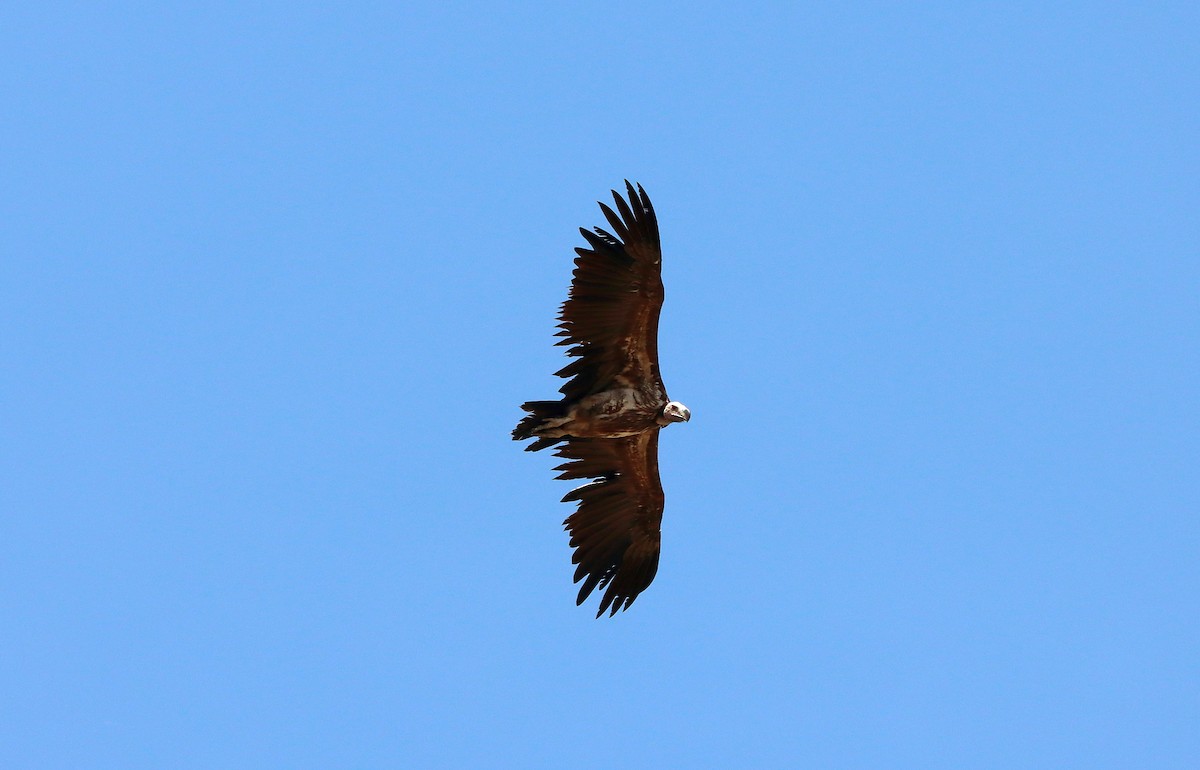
[3,3,1197,768]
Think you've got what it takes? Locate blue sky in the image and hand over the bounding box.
[3,3,1197,768]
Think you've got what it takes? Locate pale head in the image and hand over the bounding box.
[659,401,691,425]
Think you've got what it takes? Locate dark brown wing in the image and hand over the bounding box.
[554,431,664,617]
[554,181,665,402]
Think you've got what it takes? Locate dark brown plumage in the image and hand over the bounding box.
[513,182,689,617]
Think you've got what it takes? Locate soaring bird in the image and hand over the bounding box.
[513,182,690,617]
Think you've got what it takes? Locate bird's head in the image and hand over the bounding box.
[660,401,691,425]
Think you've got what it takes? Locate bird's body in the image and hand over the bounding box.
[513,182,689,617]
[520,387,669,440]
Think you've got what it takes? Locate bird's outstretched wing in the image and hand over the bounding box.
[554,431,664,617]
[554,181,665,401]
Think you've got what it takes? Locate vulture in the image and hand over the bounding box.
[513,182,690,617]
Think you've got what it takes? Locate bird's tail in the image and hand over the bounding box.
[513,400,566,452]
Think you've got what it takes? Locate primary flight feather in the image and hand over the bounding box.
[513,182,690,617]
